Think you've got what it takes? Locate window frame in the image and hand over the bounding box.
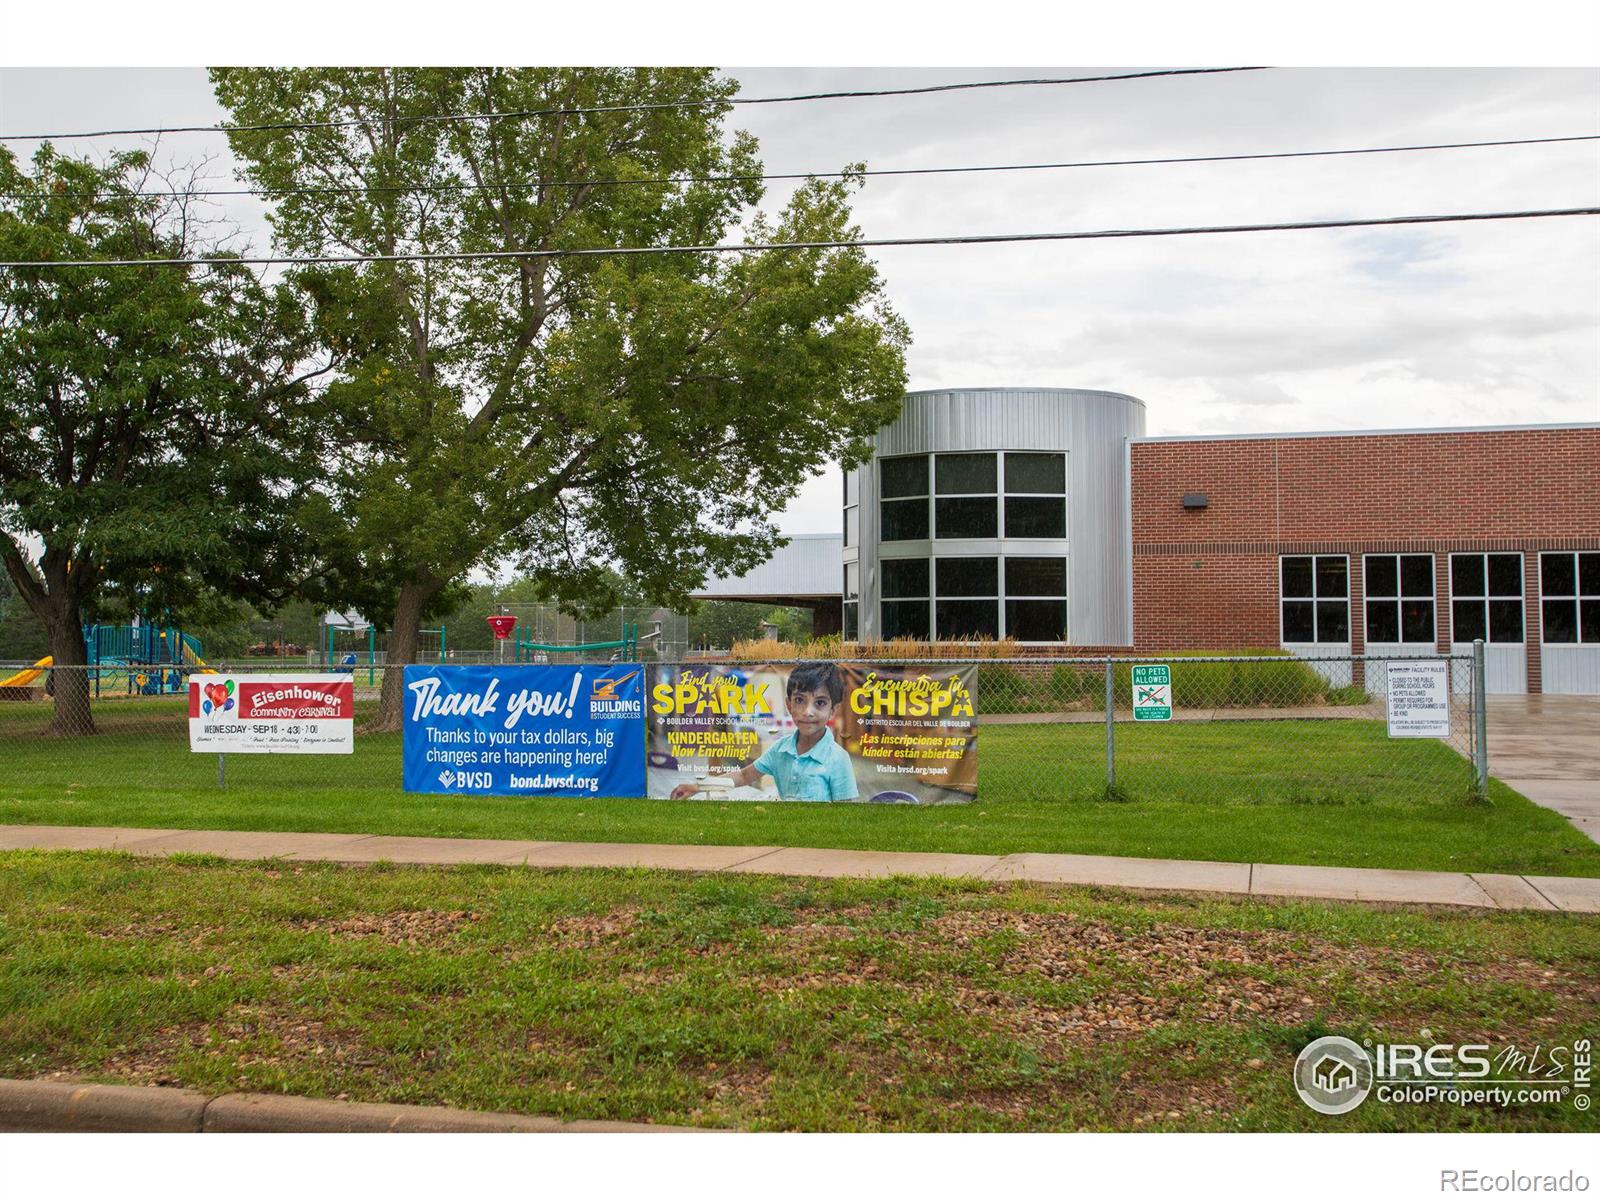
[1540,551,1600,645]
[933,452,998,540]
[878,555,931,641]
[1362,553,1436,646]
[878,454,930,543]
[1001,451,1068,540]
[1449,552,1525,645]
[1279,554,1350,645]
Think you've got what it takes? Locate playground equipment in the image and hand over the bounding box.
[514,622,639,662]
[0,621,214,698]
[324,618,447,684]
[0,655,51,691]
[84,620,210,696]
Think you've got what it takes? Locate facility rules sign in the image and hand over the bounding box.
[1385,660,1451,738]
[188,674,354,754]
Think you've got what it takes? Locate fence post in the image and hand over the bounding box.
[1472,638,1489,799]
[1104,655,1115,792]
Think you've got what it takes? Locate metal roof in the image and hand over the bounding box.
[691,533,843,601]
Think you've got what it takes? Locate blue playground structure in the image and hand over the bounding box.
[83,620,206,696]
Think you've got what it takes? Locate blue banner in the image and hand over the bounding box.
[402,664,645,797]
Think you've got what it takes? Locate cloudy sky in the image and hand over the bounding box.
[2,65,1596,537]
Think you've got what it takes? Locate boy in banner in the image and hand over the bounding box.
[671,662,859,802]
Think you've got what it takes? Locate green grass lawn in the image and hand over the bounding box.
[1,852,1595,1132]
[1,697,1596,876]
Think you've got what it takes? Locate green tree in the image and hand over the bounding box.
[0,146,317,733]
[211,67,908,729]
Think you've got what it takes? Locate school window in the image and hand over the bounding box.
[1003,452,1066,539]
[1364,554,1435,644]
[879,557,930,640]
[934,556,999,639]
[842,469,859,549]
[878,455,929,542]
[1280,555,1349,643]
[1450,553,1524,643]
[934,453,997,539]
[842,561,860,640]
[1540,552,1600,644]
[1004,556,1068,641]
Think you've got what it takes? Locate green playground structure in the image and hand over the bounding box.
[83,620,207,697]
[513,622,639,662]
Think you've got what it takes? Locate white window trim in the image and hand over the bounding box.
[1279,554,1351,646]
[1362,553,1436,646]
[1449,552,1525,645]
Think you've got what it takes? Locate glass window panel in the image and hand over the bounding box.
[1452,555,1485,597]
[1453,600,1487,644]
[880,600,929,641]
[879,455,928,499]
[1542,599,1578,644]
[1488,598,1523,643]
[935,453,996,495]
[1366,600,1400,643]
[1006,599,1067,642]
[1581,553,1600,596]
[1488,554,1522,597]
[1004,452,1065,494]
[844,470,859,507]
[1542,552,1576,597]
[842,603,859,641]
[844,561,859,600]
[1005,556,1067,596]
[1316,600,1350,643]
[1315,556,1348,599]
[1365,555,1398,598]
[936,599,1000,640]
[936,557,999,598]
[843,505,855,548]
[1401,599,1435,644]
[881,558,929,599]
[1281,601,1315,643]
[881,498,928,542]
[935,497,997,539]
[1582,599,1600,644]
[1281,557,1314,599]
[1401,555,1433,597]
[1003,496,1066,539]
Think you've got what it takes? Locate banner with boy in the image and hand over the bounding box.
[646,661,977,804]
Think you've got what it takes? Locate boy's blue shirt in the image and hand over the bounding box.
[752,726,858,802]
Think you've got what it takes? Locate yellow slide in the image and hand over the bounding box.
[0,656,51,688]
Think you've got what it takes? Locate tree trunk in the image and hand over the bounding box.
[43,599,95,737]
[365,578,441,733]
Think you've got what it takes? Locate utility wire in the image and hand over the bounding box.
[0,67,1269,142]
[2,207,1594,270]
[7,133,1595,202]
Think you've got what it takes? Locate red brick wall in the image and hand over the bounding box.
[1129,427,1600,691]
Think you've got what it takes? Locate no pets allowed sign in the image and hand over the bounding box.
[1131,664,1172,721]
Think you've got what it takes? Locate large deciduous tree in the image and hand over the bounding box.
[211,67,909,730]
[0,146,317,734]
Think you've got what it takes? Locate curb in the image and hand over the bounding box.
[0,1079,704,1134]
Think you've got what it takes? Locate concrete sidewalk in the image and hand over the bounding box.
[0,1078,698,1133]
[1487,695,1600,846]
[2,822,1597,913]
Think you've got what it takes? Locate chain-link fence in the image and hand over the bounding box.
[0,651,1484,805]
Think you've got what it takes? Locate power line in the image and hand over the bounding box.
[0,67,1269,143]
[7,133,1595,202]
[2,207,1594,270]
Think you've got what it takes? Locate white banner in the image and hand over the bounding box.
[188,673,355,754]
